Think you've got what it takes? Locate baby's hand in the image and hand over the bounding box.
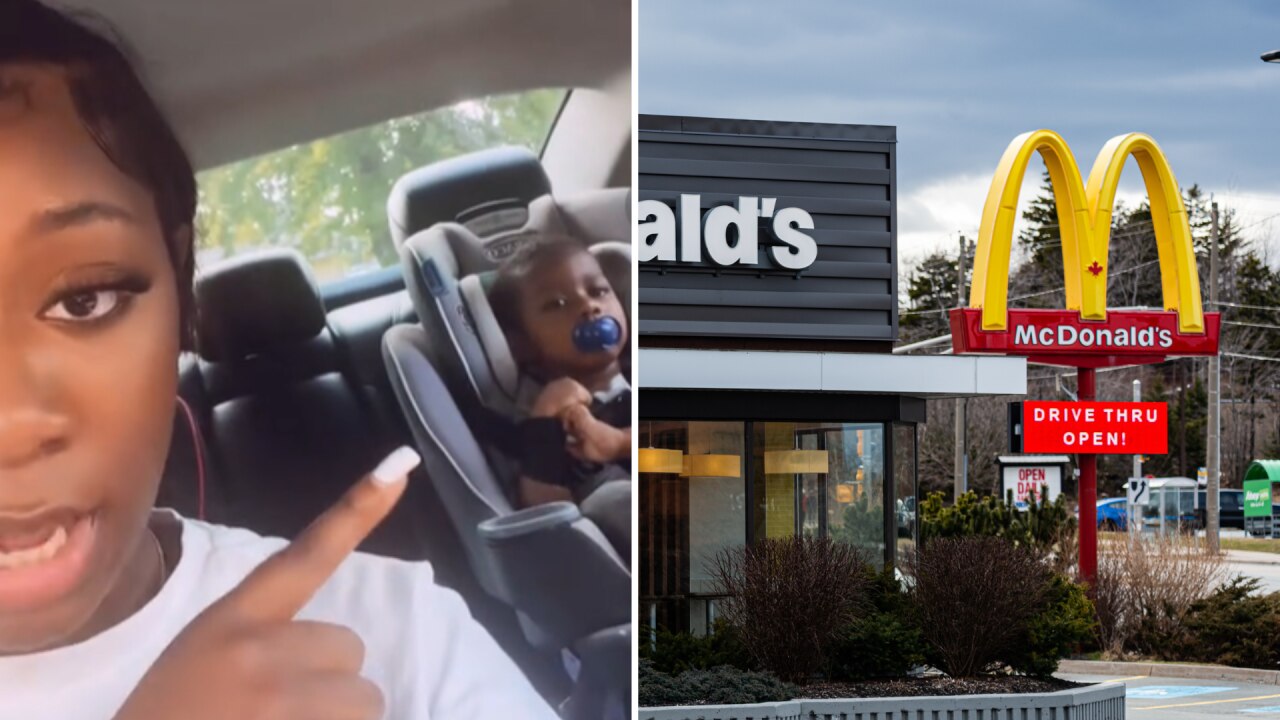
[531,378,591,418]
[562,404,628,463]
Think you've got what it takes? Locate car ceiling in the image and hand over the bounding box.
[68,0,630,170]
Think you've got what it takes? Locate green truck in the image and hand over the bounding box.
[1244,461,1280,537]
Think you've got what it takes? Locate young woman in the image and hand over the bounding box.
[0,2,557,718]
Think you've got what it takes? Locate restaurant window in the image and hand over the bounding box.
[639,421,745,635]
[640,419,900,634]
[751,422,886,564]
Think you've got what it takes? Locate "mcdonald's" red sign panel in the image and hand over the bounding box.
[951,307,1221,368]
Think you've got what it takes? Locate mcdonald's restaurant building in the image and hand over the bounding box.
[637,115,1027,635]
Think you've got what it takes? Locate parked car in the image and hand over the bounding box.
[1097,497,1128,531]
[1196,488,1246,530]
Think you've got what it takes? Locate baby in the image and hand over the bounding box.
[488,234,631,554]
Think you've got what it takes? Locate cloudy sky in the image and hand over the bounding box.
[639,0,1280,273]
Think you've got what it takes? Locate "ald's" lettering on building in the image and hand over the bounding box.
[638,194,819,270]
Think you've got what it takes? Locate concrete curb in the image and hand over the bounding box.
[1222,549,1280,566]
[1060,659,1280,685]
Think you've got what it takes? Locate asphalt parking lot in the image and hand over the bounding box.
[1060,673,1280,719]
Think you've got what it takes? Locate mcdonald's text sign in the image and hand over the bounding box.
[1023,401,1168,454]
[951,308,1221,368]
[949,130,1220,368]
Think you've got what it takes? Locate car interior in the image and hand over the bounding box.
[87,0,632,716]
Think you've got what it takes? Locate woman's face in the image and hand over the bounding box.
[0,65,179,652]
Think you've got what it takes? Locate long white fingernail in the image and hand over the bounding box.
[372,446,421,485]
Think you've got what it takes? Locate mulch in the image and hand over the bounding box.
[796,675,1085,699]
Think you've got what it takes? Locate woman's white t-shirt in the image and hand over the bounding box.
[0,514,559,720]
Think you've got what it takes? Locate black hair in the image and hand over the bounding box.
[1,0,198,349]
[490,233,592,343]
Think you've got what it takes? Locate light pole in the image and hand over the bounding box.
[1207,202,1221,554]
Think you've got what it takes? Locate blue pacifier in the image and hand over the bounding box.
[572,316,623,353]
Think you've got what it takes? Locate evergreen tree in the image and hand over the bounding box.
[1009,171,1066,309]
[1222,252,1280,474]
[900,250,962,341]
[1105,201,1162,310]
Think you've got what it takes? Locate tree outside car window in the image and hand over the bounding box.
[195,88,566,283]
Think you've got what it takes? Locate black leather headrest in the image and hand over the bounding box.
[387,146,551,246]
[196,249,326,363]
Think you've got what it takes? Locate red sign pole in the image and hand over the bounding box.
[1077,368,1098,586]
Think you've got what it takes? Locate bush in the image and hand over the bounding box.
[712,536,870,682]
[1008,573,1096,677]
[826,568,926,681]
[677,666,799,705]
[1092,533,1225,657]
[920,490,1076,568]
[639,619,752,674]
[638,660,689,707]
[638,660,797,707]
[908,536,1052,677]
[1176,577,1280,669]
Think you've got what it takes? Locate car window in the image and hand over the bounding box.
[195,88,567,284]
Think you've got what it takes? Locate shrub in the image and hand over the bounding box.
[711,536,870,683]
[919,490,1076,565]
[1092,533,1225,657]
[637,660,797,707]
[638,660,689,707]
[676,666,799,705]
[1177,577,1280,669]
[1008,573,1096,677]
[826,568,926,681]
[827,609,925,681]
[639,619,753,674]
[908,536,1052,677]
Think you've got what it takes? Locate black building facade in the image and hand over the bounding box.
[636,114,1026,635]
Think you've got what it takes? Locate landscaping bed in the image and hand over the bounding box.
[642,497,1095,708]
[795,675,1084,700]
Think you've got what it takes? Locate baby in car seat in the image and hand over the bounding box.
[486,234,631,556]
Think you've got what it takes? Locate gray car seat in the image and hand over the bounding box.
[381,147,631,716]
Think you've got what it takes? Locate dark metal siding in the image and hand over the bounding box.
[640,390,926,423]
[639,114,898,342]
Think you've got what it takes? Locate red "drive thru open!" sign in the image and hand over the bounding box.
[1023,401,1168,454]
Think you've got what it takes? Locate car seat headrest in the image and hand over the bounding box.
[386,146,552,247]
[555,187,632,243]
[195,249,326,363]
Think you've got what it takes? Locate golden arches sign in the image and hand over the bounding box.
[969,130,1205,335]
